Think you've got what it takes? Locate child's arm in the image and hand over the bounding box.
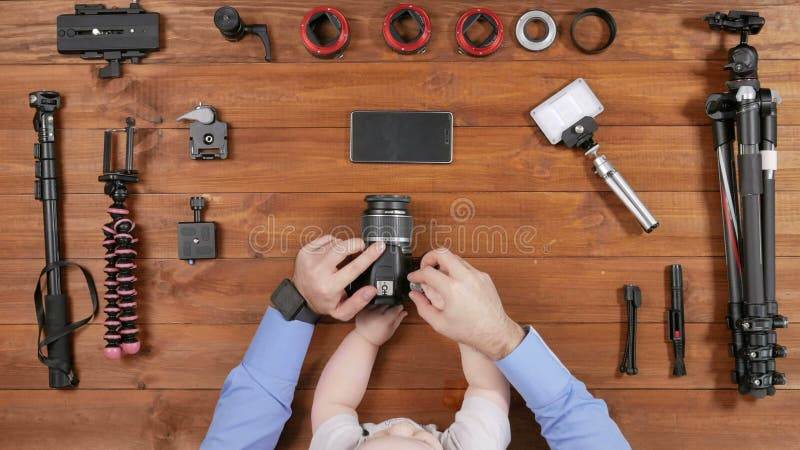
[459,343,511,413]
[311,304,407,432]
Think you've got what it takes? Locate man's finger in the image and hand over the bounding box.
[407,265,451,296]
[331,285,377,321]
[420,283,446,309]
[325,238,367,266]
[419,248,469,277]
[333,241,386,287]
[456,257,478,272]
[304,234,336,251]
[409,291,443,328]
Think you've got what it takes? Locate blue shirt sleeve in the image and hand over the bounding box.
[201,307,315,450]
[495,326,630,450]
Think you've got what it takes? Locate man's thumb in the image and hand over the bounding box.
[409,291,441,326]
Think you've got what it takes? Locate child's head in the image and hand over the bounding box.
[358,421,443,450]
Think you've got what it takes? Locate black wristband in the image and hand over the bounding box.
[270,279,321,324]
[570,8,617,54]
[294,302,322,324]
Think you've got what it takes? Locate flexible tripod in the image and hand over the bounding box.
[99,118,141,359]
[705,11,787,397]
[30,91,98,387]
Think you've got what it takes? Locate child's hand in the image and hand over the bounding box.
[355,304,407,347]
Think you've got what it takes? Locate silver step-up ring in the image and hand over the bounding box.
[515,10,557,52]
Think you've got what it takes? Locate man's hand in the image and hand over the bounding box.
[354,304,407,347]
[291,235,386,321]
[407,248,525,360]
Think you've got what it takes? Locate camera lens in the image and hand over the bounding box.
[362,195,412,252]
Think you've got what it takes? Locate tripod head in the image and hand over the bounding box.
[705,10,763,37]
[30,92,60,145]
[705,11,764,90]
[29,91,61,113]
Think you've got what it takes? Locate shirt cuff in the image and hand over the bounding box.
[242,306,315,378]
[495,325,573,409]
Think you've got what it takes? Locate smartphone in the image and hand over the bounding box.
[350,111,453,163]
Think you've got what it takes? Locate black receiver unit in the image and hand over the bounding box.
[57,1,160,78]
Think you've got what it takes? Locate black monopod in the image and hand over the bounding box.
[30,91,97,388]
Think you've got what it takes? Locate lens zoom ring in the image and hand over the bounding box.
[362,215,412,243]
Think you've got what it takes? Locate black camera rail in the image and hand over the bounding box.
[56,1,160,78]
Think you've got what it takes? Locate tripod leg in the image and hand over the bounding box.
[735,88,774,397]
[736,96,765,312]
[710,114,747,390]
[760,91,778,316]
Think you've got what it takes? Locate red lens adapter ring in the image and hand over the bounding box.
[382,4,432,54]
[300,6,350,58]
[455,8,504,57]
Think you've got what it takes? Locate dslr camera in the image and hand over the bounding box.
[347,195,418,306]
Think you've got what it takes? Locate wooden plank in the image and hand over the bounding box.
[3,192,800,259]
[2,1,798,448]
[4,257,800,325]
[0,1,797,65]
[1,323,797,390]
[2,61,799,130]
[0,389,798,450]
[4,126,800,195]
[602,389,800,450]
[0,390,216,450]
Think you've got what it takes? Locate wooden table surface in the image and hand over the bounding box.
[1,1,798,448]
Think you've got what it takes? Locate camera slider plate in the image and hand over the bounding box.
[57,2,160,79]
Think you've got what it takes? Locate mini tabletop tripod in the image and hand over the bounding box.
[99,118,141,359]
[705,10,787,397]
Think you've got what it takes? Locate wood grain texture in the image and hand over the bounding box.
[3,0,799,448]
[3,126,800,195]
[3,257,800,325]
[2,192,800,259]
[1,389,798,450]
[0,1,797,64]
[1,61,799,130]
[1,323,797,390]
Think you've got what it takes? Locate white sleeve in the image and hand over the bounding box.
[440,395,511,450]
[309,414,363,450]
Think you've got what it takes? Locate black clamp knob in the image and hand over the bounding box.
[214,5,271,62]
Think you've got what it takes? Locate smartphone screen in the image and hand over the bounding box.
[350,111,453,163]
